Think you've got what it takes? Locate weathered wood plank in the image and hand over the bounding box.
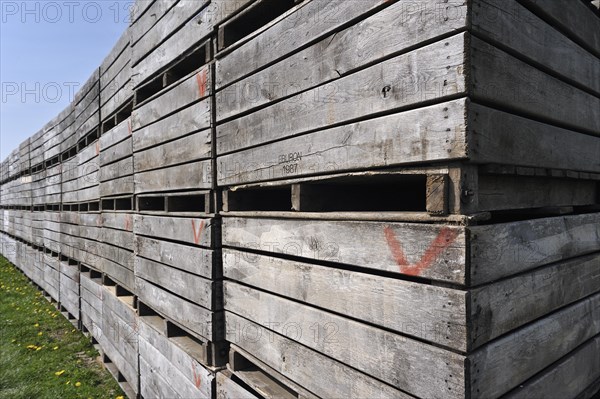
[218,99,468,185]
[217,33,467,154]
[136,235,216,279]
[132,99,211,152]
[100,176,134,197]
[504,334,600,399]
[133,129,211,173]
[135,256,218,310]
[135,278,217,342]
[222,217,467,284]
[139,356,179,399]
[99,138,132,167]
[469,212,600,285]
[470,36,600,135]
[132,66,211,130]
[134,160,213,193]
[216,0,392,89]
[471,0,600,95]
[216,370,260,399]
[217,0,467,120]
[134,214,215,247]
[226,312,411,399]
[225,281,465,399]
[99,157,133,182]
[223,248,467,350]
[468,102,600,172]
[518,0,600,56]
[469,292,600,398]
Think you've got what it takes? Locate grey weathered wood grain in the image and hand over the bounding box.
[470,36,600,135]
[139,356,181,399]
[133,129,211,173]
[471,0,600,95]
[132,99,211,151]
[100,46,130,94]
[136,277,216,342]
[469,292,600,398]
[100,27,130,76]
[468,102,600,172]
[225,281,465,399]
[217,0,392,89]
[217,33,467,154]
[469,212,600,284]
[130,0,155,25]
[218,99,468,185]
[134,160,213,193]
[99,117,130,153]
[100,175,134,197]
[223,248,467,350]
[135,256,217,310]
[226,312,411,399]
[217,0,467,120]
[217,370,260,399]
[134,214,215,247]
[518,0,600,56]
[96,332,138,391]
[136,235,216,279]
[470,252,600,349]
[131,66,211,130]
[222,217,467,284]
[100,157,133,181]
[129,0,177,48]
[503,334,600,399]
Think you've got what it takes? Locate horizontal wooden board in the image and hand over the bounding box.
[136,235,216,279]
[134,214,216,248]
[226,312,410,399]
[217,0,467,120]
[216,370,259,399]
[223,248,468,350]
[132,66,211,131]
[135,256,218,310]
[132,99,211,152]
[217,32,467,154]
[218,98,468,185]
[222,217,467,284]
[134,160,213,193]
[129,0,178,48]
[225,281,465,399]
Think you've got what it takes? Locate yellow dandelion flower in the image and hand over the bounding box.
[55,370,65,376]
[37,332,43,336]
[66,381,70,385]
[53,346,59,350]
[75,382,81,387]
[26,345,37,350]
[36,347,42,351]
[11,339,16,343]
[34,323,39,327]
[116,396,125,399]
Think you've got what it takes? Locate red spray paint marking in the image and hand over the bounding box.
[191,220,206,245]
[95,142,100,156]
[192,362,202,389]
[128,120,132,135]
[384,226,459,276]
[196,69,207,98]
[124,215,133,231]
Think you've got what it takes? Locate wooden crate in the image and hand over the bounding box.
[100,28,133,124]
[98,210,135,291]
[58,257,80,322]
[138,313,216,399]
[99,118,134,198]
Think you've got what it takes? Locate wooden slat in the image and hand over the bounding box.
[134,214,215,247]
[134,160,213,193]
[223,248,468,350]
[216,370,260,399]
[216,32,467,154]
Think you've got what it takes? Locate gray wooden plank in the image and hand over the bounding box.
[132,99,211,151]
[218,98,467,185]
[217,370,260,399]
[217,33,467,154]
[503,334,600,399]
[222,217,467,284]
[469,212,600,285]
[131,66,211,130]
[223,248,468,350]
[225,281,465,399]
[134,160,213,193]
[226,312,411,399]
[135,256,217,310]
[140,356,179,399]
[518,0,600,56]
[470,36,600,135]
[133,129,211,173]
[468,102,600,173]
[100,118,130,154]
[471,0,600,95]
[469,292,600,398]
[99,137,132,167]
[100,175,135,197]
[135,277,216,342]
[135,235,215,279]
[100,157,133,182]
[134,214,215,247]
[217,0,467,120]
[129,0,178,47]
[216,0,392,89]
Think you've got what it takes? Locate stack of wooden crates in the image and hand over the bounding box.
[0,0,599,398]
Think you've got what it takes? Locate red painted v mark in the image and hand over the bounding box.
[384,226,459,276]
[191,220,206,245]
[191,361,202,389]
[196,69,207,98]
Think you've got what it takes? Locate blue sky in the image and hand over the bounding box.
[0,1,131,161]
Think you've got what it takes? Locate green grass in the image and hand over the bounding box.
[0,257,125,399]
